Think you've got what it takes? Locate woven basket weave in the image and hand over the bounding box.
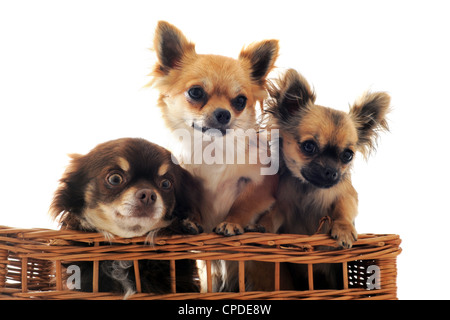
[0,225,401,300]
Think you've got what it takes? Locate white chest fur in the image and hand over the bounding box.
[168,129,266,232]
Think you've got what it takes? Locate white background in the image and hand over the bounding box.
[1,0,449,299]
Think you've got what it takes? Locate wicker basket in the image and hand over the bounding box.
[0,225,401,300]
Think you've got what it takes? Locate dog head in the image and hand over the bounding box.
[50,138,201,237]
[149,20,279,135]
[268,69,390,188]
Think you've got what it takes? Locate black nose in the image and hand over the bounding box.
[322,167,339,182]
[214,108,231,125]
[135,189,157,206]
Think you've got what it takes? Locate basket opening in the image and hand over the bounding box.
[348,259,380,290]
[4,256,385,296]
[239,260,383,292]
[54,258,201,295]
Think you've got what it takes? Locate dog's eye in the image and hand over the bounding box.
[231,95,247,111]
[160,179,172,190]
[187,86,206,101]
[300,140,318,155]
[340,149,354,163]
[107,173,124,186]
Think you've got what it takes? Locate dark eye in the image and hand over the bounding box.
[160,179,172,190]
[300,140,318,155]
[107,173,124,186]
[231,95,247,111]
[340,149,354,163]
[187,86,206,101]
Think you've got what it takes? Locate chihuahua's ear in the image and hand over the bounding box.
[239,40,279,85]
[349,91,390,157]
[153,21,196,74]
[49,154,87,227]
[269,68,316,123]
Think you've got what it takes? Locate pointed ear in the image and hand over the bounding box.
[349,91,391,156]
[269,68,316,122]
[153,21,196,74]
[239,40,279,84]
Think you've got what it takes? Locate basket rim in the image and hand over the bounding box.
[0,225,401,244]
[0,225,402,264]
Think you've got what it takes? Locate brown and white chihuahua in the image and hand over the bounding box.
[252,69,391,290]
[50,137,201,295]
[149,21,279,292]
[149,21,279,236]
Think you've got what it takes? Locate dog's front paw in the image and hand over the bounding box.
[214,222,244,236]
[331,220,357,249]
[181,218,203,235]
